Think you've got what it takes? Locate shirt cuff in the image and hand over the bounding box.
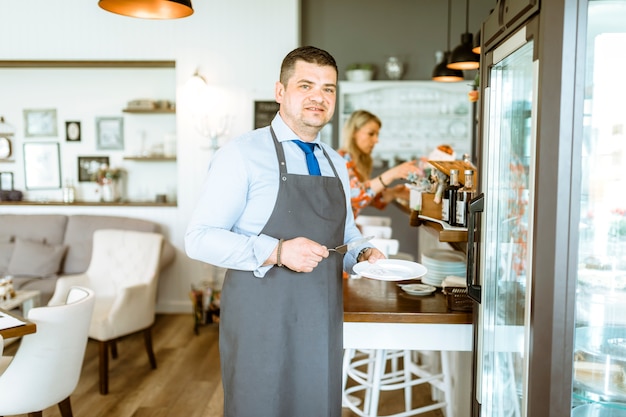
[253,233,281,278]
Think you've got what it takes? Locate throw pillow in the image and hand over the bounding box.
[0,242,14,273]
[7,238,68,277]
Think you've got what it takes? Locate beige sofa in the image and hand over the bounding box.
[0,214,175,305]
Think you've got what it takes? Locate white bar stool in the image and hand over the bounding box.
[342,348,453,417]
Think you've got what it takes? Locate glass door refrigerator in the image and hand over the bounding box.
[467,0,626,416]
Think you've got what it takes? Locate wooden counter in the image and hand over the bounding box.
[343,277,473,352]
[344,277,472,324]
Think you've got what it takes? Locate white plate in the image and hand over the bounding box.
[353,259,427,281]
[400,283,437,296]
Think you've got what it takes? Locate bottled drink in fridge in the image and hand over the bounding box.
[454,169,475,227]
[442,169,461,224]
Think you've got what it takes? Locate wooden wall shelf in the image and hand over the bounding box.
[123,156,176,161]
[0,201,177,207]
[0,60,175,68]
[122,108,175,114]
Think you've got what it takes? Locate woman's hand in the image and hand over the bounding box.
[378,160,419,189]
[390,160,419,180]
[381,184,409,203]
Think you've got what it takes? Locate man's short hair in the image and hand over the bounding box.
[279,46,338,85]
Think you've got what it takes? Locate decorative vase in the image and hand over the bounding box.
[100,178,117,202]
[385,56,404,80]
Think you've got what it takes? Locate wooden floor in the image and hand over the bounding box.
[4,314,443,417]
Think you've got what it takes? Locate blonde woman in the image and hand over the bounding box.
[338,109,419,218]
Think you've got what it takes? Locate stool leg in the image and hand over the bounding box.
[367,349,387,416]
[441,351,453,417]
[403,350,413,412]
[342,349,354,407]
[361,349,374,415]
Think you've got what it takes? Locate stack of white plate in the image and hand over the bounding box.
[420,249,466,287]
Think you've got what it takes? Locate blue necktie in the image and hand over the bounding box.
[292,140,321,176]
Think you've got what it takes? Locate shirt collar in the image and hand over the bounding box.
[270,112,322,145]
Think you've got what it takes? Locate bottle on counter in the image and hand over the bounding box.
[441,169,460,224]
[62,178,75,203]
[454,169,475,227]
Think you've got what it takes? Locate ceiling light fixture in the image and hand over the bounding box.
[447,0,479,70]
[432,0,464,82]
[98,0,193,19]
[472,29,481,54]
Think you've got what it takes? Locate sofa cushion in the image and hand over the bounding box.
[63,215,160,274]
[0,215,68,245]
[0,242,14,274]
[7,238,68,277]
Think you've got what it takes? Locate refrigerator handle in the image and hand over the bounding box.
[466,193,484,303]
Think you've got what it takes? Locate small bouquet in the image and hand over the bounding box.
[93,164,123,185]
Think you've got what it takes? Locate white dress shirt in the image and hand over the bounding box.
[185,113,365,277]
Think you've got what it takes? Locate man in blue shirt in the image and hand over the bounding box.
[185,45,383,417]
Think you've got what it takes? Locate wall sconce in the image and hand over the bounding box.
[194,114,231,151]
[98,0,193,19]
[187,69,207,88]
[447,0,480,70]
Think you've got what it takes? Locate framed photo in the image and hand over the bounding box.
[65,121,81,142]
[254,100,280,129]
[24,109,58,137]
[78,155,109,182]
[0,172,13,190]
[23,142,61,190]
[96,117,124,150]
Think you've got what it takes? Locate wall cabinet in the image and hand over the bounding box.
[339,81,473,166]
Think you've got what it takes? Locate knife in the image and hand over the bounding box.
[329,235,375,254]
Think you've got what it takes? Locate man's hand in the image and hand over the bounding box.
[358,247,386,263]
[267,237,329,272]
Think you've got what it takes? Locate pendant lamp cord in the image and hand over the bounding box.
[447,0,452,50]
[465,0,470,33]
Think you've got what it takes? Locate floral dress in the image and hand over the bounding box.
[338,150,387,218]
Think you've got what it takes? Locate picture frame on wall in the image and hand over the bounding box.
[78,155,109,182]
[0,172,13,190]
[65,121,81,142]
[23,142,61,189]
[96,117,124,150]
[24,109,58,137]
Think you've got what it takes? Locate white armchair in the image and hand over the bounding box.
[0,286,95,417]
[49,229,164,395]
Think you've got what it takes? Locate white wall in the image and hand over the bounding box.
[0,0,299,313]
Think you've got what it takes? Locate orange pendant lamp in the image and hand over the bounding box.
[99,0,193,19]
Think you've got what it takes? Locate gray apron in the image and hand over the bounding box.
[219,128,346,417]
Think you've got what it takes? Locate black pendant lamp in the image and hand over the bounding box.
[472,29,481,54]
[432,0,464,82]
[99,0,193,19]
[447,0,479,70]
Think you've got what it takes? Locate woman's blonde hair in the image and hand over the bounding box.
[340,110,382,181]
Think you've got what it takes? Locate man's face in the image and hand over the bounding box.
[275,60,337,141]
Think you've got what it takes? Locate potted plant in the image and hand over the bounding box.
[346,63,375,81]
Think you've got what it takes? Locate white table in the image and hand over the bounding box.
[0,290,41,316]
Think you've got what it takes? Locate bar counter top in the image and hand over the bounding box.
[343,277,472,325]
